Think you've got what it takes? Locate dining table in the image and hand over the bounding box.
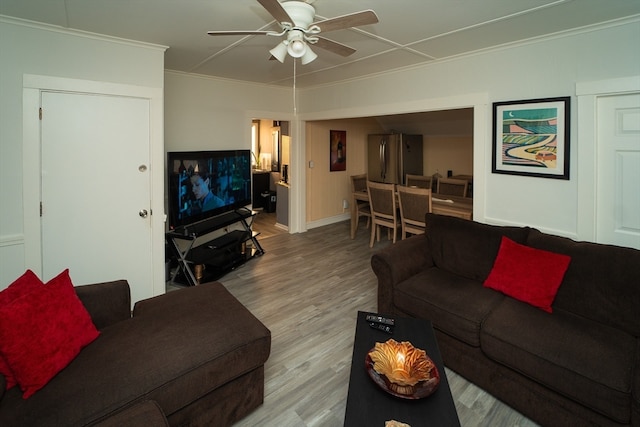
[431,194,473,220]
[351,187,473,238]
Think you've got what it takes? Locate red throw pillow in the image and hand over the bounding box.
[0,270,44,390]
[484,236,571,313]
[0,269,100,398]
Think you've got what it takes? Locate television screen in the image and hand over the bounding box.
[167,150,252,230]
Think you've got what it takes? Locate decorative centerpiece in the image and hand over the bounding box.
[366,339,440,399]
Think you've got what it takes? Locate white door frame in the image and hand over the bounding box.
[576,76,640,242]
[23,74,166,298]
[245,110,299,231]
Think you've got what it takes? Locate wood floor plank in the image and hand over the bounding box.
[169,214,538,426]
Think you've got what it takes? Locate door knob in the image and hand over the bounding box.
[139,209,148,218]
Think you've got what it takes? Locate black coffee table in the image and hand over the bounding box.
[344,311,460,427]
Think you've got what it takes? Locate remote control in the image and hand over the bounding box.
[369,322,394,334]
[365,314,395,326]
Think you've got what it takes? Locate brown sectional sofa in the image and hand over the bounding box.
[371,213,640,427]
[0,280,271,426]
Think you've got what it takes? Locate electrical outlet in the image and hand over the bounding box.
[343,199,349,209]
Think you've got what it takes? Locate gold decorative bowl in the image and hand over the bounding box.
[366,339,440,399]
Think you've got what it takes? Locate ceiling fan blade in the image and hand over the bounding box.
[315,10,379,33]
[257,0,294,24]
[208,30,272,36]
[313,37,356,57]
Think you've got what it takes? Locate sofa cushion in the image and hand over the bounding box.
[0,269,99,399]
[526,229,640,336]
[0,270,44,390]
[483,236,571,313]
[425,214,530,282]
[75,280,132,330]
[0,281,270,426]
[394,267,504,346]
[93,400,169,427]
[481,298,635,423]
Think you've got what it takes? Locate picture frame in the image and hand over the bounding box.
[330,130,346,172]
[492,96,570,180]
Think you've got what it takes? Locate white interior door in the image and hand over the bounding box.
[596,93,640,249]
[41,91,153,302]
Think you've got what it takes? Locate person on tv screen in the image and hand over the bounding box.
[190,170,224,213]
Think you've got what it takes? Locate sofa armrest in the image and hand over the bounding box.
[74,280,131,330]
[633,339,640,424]
[371,234,433,314]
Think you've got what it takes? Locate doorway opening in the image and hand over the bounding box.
[304,108,474,227]
[251,118,290,238]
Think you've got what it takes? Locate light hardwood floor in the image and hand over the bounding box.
[251,210,289,240]
[170,213,539,427]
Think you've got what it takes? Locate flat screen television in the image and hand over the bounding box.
[167,150,252,230]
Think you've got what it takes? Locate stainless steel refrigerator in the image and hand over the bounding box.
[367,133,423,184]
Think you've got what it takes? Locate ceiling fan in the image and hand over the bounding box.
[207,0,379,65]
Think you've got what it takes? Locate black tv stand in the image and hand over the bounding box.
[166,210,264,286]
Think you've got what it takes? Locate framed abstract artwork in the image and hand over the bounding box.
[492,97,570,180]
[330,130,346,172]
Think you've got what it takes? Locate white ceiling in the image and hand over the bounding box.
[2,0,639,88]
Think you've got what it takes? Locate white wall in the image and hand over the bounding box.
[423,136,474,178]
[164,71,293,153]
[298,19,640,239]
[0,17,165,288]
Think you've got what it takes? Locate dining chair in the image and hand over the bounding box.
[405,174,433,190]
[350,174,371,239]
[397,185,432,239]
[366,180,400,247]
[437,178,468,198]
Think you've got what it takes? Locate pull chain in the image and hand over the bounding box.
[293,58,297,115]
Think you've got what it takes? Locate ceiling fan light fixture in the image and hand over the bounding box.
[300,45,317,64]
[287,38,306,58]
[208,1,380,67]
[269,41,288,63]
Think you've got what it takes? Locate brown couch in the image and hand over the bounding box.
[0,280,271,426]
[371,213,640,427]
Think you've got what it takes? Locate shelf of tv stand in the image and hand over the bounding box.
[169,209,255,238]
[166,209,264,286]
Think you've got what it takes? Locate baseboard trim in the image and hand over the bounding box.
[306,213,350,230]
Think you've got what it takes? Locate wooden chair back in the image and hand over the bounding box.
[437,178,468,198]
[397,185,432,239]
[406,174,432,190]
[366,180,399,247]
[351,173,368,193]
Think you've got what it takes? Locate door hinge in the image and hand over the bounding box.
[40,202,43,217]
[39,108,42,120]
